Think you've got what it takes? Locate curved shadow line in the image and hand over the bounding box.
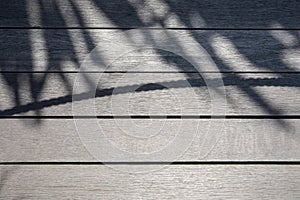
[0,75,299,116]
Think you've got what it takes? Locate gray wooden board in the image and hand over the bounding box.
[1,0,300,198]
[1,73,299,116]
[0,165,299,199]
[1,0,299,28]
[0,119,299,162]
[0,30,299,72]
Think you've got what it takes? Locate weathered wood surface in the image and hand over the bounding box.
[1,30,299,72]
[0,165,299,199]
[0,119,299,161]
[1,0,299,28]
[1,0,300,197]
[1,73,299,116]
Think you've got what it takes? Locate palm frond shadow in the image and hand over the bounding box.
[0,0,299,131]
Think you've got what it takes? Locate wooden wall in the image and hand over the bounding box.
[0,0,300,198]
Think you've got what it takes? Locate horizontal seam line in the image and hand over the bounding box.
[1,27,300,30]
[1,71,300,74]
[1,161,300,165]
[1,116,300,119]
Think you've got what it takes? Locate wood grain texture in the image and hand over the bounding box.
[1,73,299,116]
[0,165,299,199]
[1,30,299,72]
[0,119,299,161]
[1,0,299,28]
[1,0,299,198]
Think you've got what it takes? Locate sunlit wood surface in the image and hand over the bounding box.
[0,0,299,198]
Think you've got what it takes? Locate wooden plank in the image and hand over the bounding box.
[0,119,299,161]
[1,73,299,116]
[1,0,299,28]
[0,165,299,199]
[1,30,299,72]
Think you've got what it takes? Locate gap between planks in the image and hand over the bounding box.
[1,116,300,119]
[1,27,300,30]
[1,161,300,165]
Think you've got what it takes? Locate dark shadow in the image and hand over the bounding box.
[1,74,299,117]
[0,0,299,131]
